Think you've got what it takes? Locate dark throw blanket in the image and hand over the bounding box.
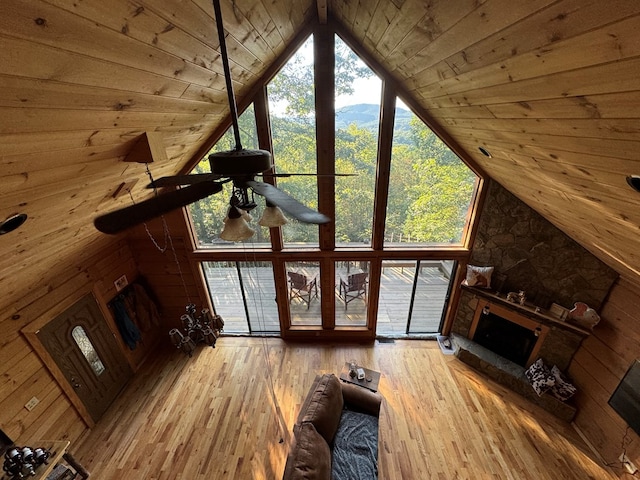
[331,410,379,480]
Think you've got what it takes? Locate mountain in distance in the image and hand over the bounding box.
[335,103,412,132]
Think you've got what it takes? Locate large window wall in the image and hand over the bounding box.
[185,22,483,339]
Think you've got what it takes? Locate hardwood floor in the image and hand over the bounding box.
[72,338,616,479]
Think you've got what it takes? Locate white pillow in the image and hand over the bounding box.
[463,265,494,288]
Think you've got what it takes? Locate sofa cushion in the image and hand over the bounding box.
[301,374,344,444]
[283,422,331,480]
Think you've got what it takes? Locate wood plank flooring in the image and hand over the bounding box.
[71,338,616,479]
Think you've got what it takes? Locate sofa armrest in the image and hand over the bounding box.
[340,382,382,417]
[296,375,322,424]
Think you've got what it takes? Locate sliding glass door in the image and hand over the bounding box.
[202,261,279,334]
[376,260,456,336]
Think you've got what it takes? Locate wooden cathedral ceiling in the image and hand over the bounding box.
[2,0,640,307]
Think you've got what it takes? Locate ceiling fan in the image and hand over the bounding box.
[94,0,331,236]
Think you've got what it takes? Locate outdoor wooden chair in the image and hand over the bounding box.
[287,271,318,309]
[338,272,368,310]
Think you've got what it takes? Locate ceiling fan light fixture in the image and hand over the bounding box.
[220,207,255,242]
[259,205,288,228]
[240,209,253,222]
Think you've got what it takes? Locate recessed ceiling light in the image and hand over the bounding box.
[0,213,27,235]
[626,175,640,192]
[478,147,492,158]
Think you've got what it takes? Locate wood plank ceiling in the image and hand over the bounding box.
[1,0,640,308]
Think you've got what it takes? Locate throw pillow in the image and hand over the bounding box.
[549,365,577,401]
[525,358,556,396]
[463,265,494,288]
[283,422,331,480]
[302,374,344,445]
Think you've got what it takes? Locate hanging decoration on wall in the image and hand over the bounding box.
[169,304,224,356]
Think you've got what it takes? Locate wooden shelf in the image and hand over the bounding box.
[462,285,591,337]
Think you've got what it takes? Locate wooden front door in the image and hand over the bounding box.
[37,294,132,422]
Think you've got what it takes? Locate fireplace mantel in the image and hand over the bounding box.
[461,285,591,338]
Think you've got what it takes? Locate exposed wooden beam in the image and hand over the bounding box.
[317,0,328,24]
[123,132,168,164]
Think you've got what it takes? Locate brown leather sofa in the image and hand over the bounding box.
[283,373,383,480]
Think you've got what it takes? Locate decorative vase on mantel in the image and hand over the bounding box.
[568,302,600,329]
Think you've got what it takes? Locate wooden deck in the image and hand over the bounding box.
[204,265,450,335]
[71,337,617,479]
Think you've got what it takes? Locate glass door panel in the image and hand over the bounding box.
[285,261,321,326]
[202,261,279,334]
[202,262,249,334]
[407,261,452,334]
[239,262,279,333]
[377,260,454,335]
[377,260,416,335]
[335,261,369,327]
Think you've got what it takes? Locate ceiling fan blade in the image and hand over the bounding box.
[95,181,223,234]
[246,180,330,225]
[261,173,357,178]
[148,173,223,188]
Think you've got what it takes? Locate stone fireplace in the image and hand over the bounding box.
[447,181,619,419]
[450,286,592,420]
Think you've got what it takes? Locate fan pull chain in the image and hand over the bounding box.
[139,165,191,303]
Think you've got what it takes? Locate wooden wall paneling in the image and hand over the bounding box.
[570,278,640,470]
[375,0,482,73]
[235,0,285,51]
[448,126,640,163]
[1,107,220,135]
[0,1,236,89]
[397,0,556,79]
[441,0,640,80]
[0,75,225,115]
[485,91,640,119]
[254,0,296,42]
[0,35,192,98]
[47,0,233,83]
[445,117,640,143]
[424,57,640,109]
[415,12,640,96]
[343,0,379,44]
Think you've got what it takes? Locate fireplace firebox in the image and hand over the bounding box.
[468,300,549,368]
[473,312,538,366]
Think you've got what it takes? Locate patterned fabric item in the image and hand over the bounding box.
[525,358,556,396]
[331,410,378,480]
[549,365,577,401]
[463,265,494,288]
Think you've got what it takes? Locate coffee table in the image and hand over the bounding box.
[339,363,381,392]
